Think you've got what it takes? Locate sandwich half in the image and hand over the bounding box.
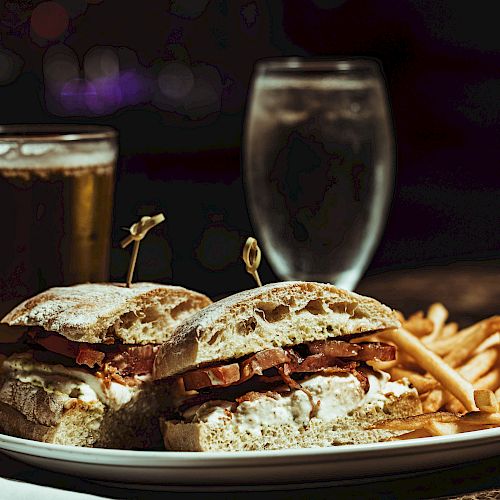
[153,281,422,451]
[0,282,211,448]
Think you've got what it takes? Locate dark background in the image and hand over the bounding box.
[1,0,499,298]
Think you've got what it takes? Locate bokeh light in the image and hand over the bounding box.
[119,70,151,106]
[43,44,79,93]
[183,63,222,119]
[31,1,69,40]
[84,46,119,81]
[85,77,122,114]
[158,62,195,101]
[195,225,241,271]
[154,61,223,119]
[60,78,96,113]
[0,49,23,85]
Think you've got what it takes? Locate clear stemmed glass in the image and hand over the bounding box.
[243,58,395,290]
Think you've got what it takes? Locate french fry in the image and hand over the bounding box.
[371,412,459,431]
[446,397,466,414]
[426,421,461,436]
[447,368,500,413]
[423,303,448,343]
[473,333,500,354]
[403,317,434,337]
[443,317,500,368]
[376,307,500,440]
[424,337,455,356]
[426,421,493,435]
[474,367,500,392]
[391,428,432,440]
[423,388,447,413]
[419,390,431,401]
[390,367,437,393]
[395,310,406,323]
[433,349,499,414]
[374,411,500,437]
[460,412,500,426]
[378,328,478,412]
[458,348,499,382]
[368,359,399,371]
[424,317,500,357]
[442,322,458,339]
[474,389,499,413]
[408,311,424,321]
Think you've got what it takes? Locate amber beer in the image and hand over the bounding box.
[0,126,117,320]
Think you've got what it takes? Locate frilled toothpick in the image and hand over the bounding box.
[120,213,165,287]
[242,236,263,287]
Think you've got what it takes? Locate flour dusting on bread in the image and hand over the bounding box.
[2,282,211,344]
[154,281,400,379]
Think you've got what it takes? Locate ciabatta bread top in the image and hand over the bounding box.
[1,282,211,344]
[153,281,399,379]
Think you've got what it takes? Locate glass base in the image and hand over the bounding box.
[280,268,363,291]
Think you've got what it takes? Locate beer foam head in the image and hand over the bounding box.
[0,138,116,170]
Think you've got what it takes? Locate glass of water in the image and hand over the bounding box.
[243,58,395,290]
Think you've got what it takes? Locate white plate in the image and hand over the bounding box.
[1,428,500,491]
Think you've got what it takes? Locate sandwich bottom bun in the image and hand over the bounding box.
[160,377,422,452]
[0,367,170,449]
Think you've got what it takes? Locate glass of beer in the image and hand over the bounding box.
[0,125,117,319]
[243,58,395,290]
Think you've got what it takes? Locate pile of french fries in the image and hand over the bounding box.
[369,304,500,439]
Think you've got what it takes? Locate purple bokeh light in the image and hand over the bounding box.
[84,77,122,114]
[60,78,96,113]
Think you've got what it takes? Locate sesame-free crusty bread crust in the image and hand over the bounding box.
[161,390,422,451]
[1,282,211,344]
[153,281,400,379]
[0,373,171,448]
[0,377,106,446]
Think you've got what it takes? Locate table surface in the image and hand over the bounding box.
[2,259,500,499]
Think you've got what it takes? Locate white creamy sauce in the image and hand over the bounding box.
[183,370,413,432]
[2,353,137,410]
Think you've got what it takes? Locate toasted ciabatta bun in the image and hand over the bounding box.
[2,282,211,345]
[0,375,106,447]
[161,388,421,451]
[153,281,400,379]
[0,353,170,448]
[0,377,170,448]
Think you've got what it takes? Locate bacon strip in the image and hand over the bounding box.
[31,333,79,359]
[307,339,396,362]
[182,348,291,391]
[105,345,160,376]
[240,348,290,381]
[76,345,105,368]
[289,353,337,373]
[307,340,360,357]
[355,342,396,362]
[177,340,393,393]
[27,330,159,375]
[183,363,240,391]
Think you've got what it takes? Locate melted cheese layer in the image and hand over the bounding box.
[2,352,139,410]
[183,369,415,432]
